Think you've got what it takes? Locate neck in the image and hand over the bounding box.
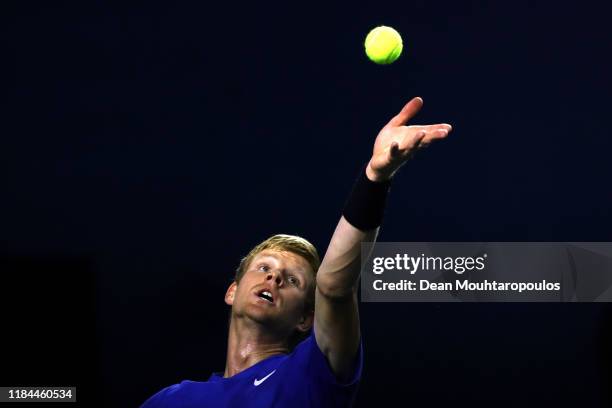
[223,315,289,378]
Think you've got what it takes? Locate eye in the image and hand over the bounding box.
[287,275,300,287]
[258,264,269,272]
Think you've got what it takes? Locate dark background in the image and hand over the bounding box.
[2,1,611,406]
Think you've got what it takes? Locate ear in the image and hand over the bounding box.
[296,309,314,333]
[225,281,237,306]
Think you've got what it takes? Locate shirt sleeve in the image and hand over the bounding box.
[140,383,181,408]
[289,331,363,406]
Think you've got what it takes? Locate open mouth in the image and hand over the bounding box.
[257,290,274,303]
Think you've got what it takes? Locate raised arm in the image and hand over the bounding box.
[314,97,452,379]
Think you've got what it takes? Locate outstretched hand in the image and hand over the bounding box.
[366,97,452,182]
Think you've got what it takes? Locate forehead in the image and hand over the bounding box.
[252,249,311,270]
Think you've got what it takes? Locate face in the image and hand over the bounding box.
[225,249,314,336]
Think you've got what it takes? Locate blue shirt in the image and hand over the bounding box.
[141,333,363,407]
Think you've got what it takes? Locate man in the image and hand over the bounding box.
[142,97,452,407]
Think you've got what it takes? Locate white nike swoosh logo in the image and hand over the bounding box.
[253,369,276,386]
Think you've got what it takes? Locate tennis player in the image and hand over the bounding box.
[141,97,451,407]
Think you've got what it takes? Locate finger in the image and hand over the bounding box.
[420,128,451,144]
[409,123,453,132]
[400,130,426,152]
[388,142,401,161]
[386,97,424,128]
[422,123,452,133]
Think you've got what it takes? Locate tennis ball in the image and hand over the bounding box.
[364,26,403,65]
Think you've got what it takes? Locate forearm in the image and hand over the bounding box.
[316,165,391,298]
[316,217,378,298]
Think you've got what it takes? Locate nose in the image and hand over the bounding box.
[266,270,283,287]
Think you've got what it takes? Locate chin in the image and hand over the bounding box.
[246,306,294,331]
[244,304,278,323]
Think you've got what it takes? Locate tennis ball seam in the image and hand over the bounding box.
[385,43,402,64]
[364,26,403,65]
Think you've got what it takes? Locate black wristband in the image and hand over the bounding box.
[342,167,392,231]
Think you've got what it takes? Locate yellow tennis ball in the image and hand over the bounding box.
[364,26,403,65]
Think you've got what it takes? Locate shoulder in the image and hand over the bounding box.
[140,383,180,407]
[139,380,206,407]
[285,331,363,388]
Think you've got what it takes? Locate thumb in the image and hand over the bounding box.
[389,141,401,159]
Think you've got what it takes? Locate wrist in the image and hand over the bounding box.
[342,166,392,231]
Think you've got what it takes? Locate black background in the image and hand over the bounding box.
[2,1,611,406]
